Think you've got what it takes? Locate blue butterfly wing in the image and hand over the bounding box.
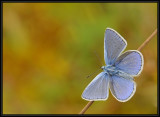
[104,28,127,65]
[109,74,136,102]
[82,72,109,101]
[115,50,144,76]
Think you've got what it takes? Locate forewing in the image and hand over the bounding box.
[82,72,109,101]
[115,50,144,76]
[104,28,127,65]
[109,74,136,102]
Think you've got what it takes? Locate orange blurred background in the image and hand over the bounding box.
[3,3,157,114]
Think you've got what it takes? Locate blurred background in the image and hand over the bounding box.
[3,3,157,114]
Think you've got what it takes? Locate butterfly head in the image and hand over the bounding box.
[101,65,118,76]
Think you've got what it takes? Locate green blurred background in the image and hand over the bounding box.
[3,3,157,114]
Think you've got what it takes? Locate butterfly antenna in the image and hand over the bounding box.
[86,68,102,78]
[86,51,103,78]
[94,51,103,67]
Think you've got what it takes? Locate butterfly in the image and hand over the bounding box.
[82,28,144,102]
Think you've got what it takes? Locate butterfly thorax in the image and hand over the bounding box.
[101,65,119,76]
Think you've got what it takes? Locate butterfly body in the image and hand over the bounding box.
[101,65,119,76]
[82,28,144,102]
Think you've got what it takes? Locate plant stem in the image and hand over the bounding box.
[137,29,157,51]
[79,28,157,114]
[79,101,94,114]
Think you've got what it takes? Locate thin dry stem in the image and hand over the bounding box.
[137,29,157,51]
[79,28,157,114]
[79,101,94,114]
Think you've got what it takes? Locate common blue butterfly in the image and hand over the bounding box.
[82,28,144,102]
